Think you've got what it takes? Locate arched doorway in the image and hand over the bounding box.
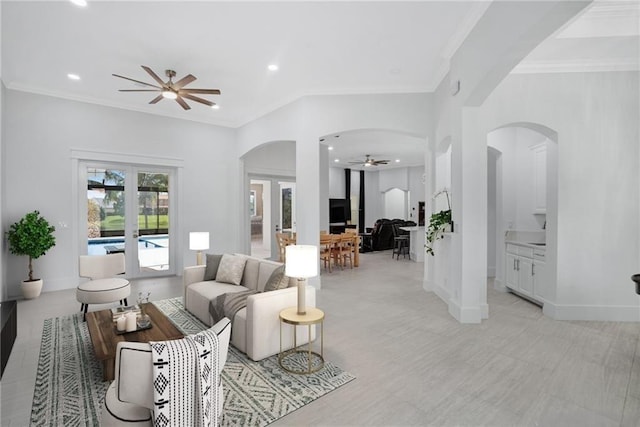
[487,123,558,313]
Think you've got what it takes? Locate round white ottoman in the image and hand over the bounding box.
[77,278,131,321]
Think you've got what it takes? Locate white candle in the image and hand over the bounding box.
[116,315,126,332]
[125,312,137,332]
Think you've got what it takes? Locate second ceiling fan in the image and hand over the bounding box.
[349,154,390,167]
[113,65,220,110]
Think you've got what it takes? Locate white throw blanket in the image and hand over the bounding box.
[150,328,220,427]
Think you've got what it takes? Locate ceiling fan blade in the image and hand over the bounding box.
[112,74,161,89]
[118,89,162,92]
[141,65,166,87]
[149,94,164,104]
[173,74,197,89]
[180,93,214,107]
[175,96,191,110]
[179,88,221,95]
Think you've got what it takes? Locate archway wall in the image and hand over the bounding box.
[478,71,639,321]
[236,93,434,288]
[428,0,591,323]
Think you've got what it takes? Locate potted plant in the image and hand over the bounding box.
[425,189,453,256]
[6,210,56,299]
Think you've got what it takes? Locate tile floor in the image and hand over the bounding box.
[1,250,639,426]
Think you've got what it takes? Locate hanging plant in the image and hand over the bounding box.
[425,188,453,256]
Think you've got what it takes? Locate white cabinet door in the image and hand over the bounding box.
[533,259,546,301]
[518,257,534,297]
[506,253,519,290]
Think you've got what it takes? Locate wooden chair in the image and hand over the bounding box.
[319,234,336,272]
[275,232,293,262]
[334,233,355,269]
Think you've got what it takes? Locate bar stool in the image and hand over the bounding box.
[392,224,409,260]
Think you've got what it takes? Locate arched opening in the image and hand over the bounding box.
[241,141,296,259]
[487,123,558,314]
[319,128,426,236]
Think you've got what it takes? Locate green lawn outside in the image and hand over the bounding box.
[100,215,169,231]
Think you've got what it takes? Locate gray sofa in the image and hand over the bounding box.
[183,254,316,361]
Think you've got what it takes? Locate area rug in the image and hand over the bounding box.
[30,297,355,426]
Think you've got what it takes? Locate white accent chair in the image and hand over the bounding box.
[100,317,232,426]
[77,254,131,321]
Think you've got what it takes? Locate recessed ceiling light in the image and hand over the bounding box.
[328,146,334,151]
[70,0,87,7]
[334,159,340,163]
[67,73,81,80]
[211,104,220,110]
[267,64,279,71]
[395,159,400,163]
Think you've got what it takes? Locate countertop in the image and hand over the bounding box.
[505,240,546,249]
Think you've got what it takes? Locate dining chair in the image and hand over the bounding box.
[319,234,336,272]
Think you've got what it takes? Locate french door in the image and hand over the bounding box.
[279,182,296,234]
[81,162,176,278]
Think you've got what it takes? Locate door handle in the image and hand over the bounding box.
[133,232,139,239]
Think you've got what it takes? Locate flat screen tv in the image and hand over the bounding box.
[329,198,349,224]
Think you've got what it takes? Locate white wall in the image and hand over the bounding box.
[384,188,406,220]
[480,71,639,320]
[243,141,295,177]
[364,171,382,229]
[328,167,345,198]
[488,127,547,232]
[407,165,425,224]
[379,168,408,192]
[3,90,239,298]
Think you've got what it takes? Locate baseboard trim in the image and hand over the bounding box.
[480,303,489,319]
[447,298,482,324]
[549,304,640,322]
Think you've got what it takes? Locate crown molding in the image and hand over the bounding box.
[511,57,639,74]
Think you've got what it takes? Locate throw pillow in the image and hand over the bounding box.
[215,254,247,286]
[204,254,223,281]
[262,265,291,292]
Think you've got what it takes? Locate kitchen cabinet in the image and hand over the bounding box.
[505,243,546,303]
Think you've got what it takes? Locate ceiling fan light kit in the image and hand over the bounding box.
[348,154,391,167]
[113,66,220,110]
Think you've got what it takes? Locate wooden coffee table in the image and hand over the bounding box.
[86,303,183,381]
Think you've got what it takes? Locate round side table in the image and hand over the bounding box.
[278,307,324,374]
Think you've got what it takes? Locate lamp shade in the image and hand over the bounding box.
[189,232,210,251]
[285,245,318,278]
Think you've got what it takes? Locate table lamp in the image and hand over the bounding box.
[189,232,209,265]
[285,245,318,315]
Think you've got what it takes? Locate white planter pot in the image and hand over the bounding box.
[21,279,43,299]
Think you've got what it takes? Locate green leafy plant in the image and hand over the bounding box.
[425,209,452,256]
[6,210,56,281]
[425,188,453,256]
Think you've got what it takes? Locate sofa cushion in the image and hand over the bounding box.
[263,266,289,292]
[239,256,260,291]
[215,254,247,285]
[186,281,249,326]
[256,260,287,292]
[204,254,223,281]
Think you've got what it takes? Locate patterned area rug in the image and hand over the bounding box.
[31,297,355,426]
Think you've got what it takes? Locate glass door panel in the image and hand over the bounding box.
[86,167,126,255]
[279,182,296,234]
[83,163,175,278]
[137,171,170,272]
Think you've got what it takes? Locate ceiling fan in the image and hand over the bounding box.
[112,65,220,110]
[348,154,390,167]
